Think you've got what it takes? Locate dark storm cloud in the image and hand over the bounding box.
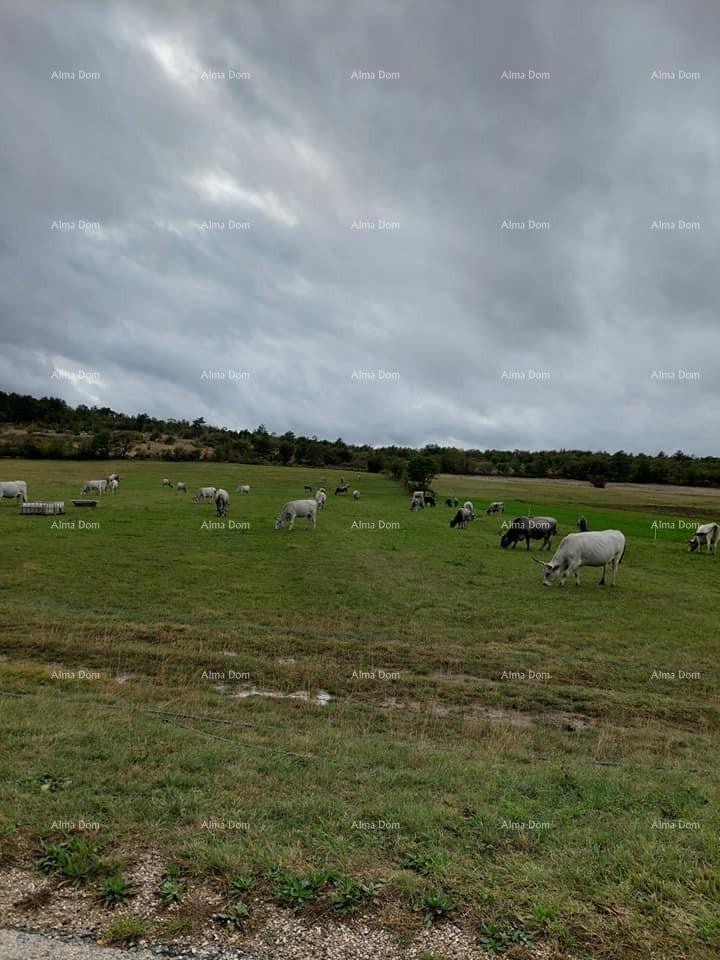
[0,0,718,453]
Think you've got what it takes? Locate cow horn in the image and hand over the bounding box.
[531,557,548,566]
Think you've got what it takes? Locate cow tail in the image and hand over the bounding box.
[620,545,626,564]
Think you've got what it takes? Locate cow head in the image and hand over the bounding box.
[500,531,513,548]
[533,556,561,585]
[275,515,285,530]
[687,537,699,552]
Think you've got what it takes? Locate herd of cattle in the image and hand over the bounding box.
[2,474,719,587]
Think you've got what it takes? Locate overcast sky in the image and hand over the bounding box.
[0,0,718,454]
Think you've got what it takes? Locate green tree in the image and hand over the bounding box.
[406,454,437,490]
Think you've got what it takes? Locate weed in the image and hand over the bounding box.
[96,873,137,906]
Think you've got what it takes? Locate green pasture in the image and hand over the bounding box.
[0,460,718,958]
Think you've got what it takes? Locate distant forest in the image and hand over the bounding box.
[1,391,718,488]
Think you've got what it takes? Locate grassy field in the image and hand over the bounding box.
[1,460,718,958]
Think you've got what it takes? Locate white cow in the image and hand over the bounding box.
[0,481,27,503]
[275,499,318,530]
[535,530,626,587]
[463,500,475,519]
[109,479,119,493]
[81,480,107,495]
[193,486,216,502]
[352,490,360,500]
[162,478,173,488]
[177,482,188,493]
[688,522,720,555]
[236,484,251,494]
[106,474,119,483]
[215,488,230,517]
[315,490,327,510]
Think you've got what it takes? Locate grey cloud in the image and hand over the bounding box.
[0,0,718,454]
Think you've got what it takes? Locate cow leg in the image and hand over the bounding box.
[598,563,606,586]
[611,559,619,586]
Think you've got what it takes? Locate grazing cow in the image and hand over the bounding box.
[424,493,436,507]
[162,478,173,488]
[500,516,557,551]
[335,484,350,495]
[304,484,314,493]
[412,490,425,505]
[315,490,327,510]
[215,488,230,517]
[106,474,119,484]
[109,479,119,493]
[275,499,318,530]
[688,522,720,555]
[486,501,504,514]
[193,486,216,502]
[450,507,472,529]
[236,485,250,494]
[453,497,459,508]
[81,480,107,496]
[577,515,588,532]
[463,501,475,519]
[352,490,360,500]
[0,481,27,503]
[177,482,188,493]
[445,498,453,508]
[535,530,626,586]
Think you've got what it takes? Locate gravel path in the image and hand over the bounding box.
[0,929,244,960]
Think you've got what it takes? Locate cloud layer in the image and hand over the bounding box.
[1,0,718,453]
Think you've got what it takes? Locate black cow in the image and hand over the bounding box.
[500,516,557,551]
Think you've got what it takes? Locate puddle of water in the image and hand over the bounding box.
[233,686,332,706]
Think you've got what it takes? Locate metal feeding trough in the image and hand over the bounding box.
[20,501,65,516]
[72,499,99,508]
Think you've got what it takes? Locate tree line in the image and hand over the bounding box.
[1,391,719,488]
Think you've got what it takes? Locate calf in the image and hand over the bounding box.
[315,489,327,510]
[162,478,173,488]
[335,484,350,495]
[535,530,626,586]
[688,522,720,555]
[352,490,360,500]
[236,484,250,494]
[486,501,504,514]
[177,482,188,493]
